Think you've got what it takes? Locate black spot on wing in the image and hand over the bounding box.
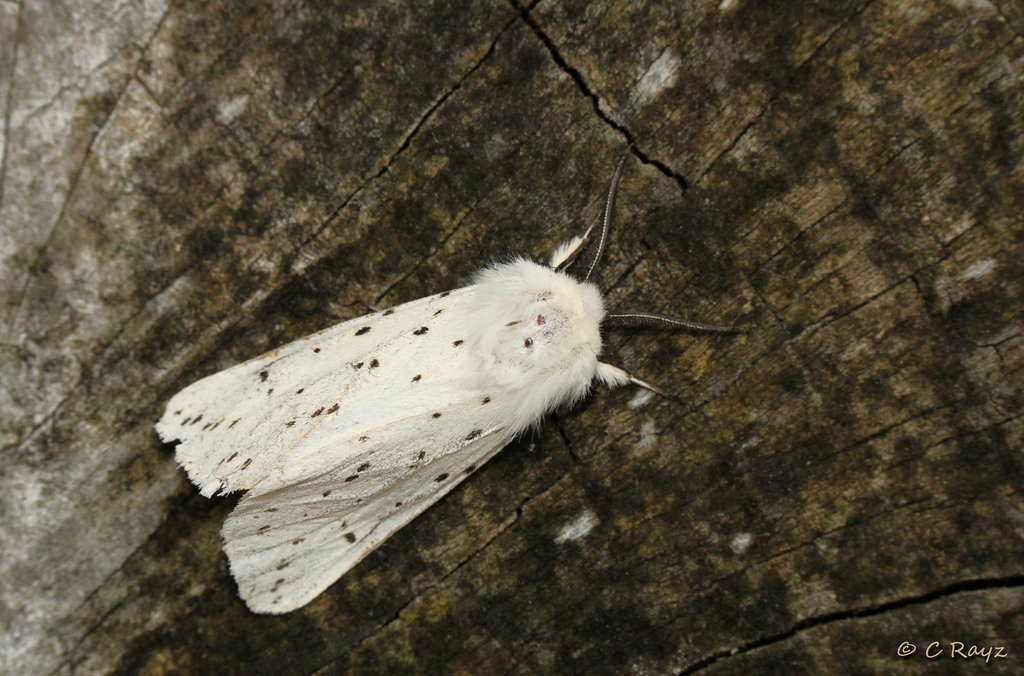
[326,403,339,414]
[190,414,203,425]
[412,374,421,382]
[240,459,252,470]
[433,308,443,316]
[369,359,379,368]
[452,340,463,347]
[466,429,482,441]
[434,473,449,482]
[292,537,305,545]
[355,326,371,335]
[228,418,241,429]
[344,532,356,543]
[417,451,425,461]
[413,326,428,335]
[482,396,491,404]
[257,525,270,534]
[311,407,324,417]
[295,388,304,394]
[227,452,239,462]
[276,560,291,570]
[383,308,394,315]
[357,463,371,471]
[432,412,441,418]
[322,490,332,497]
[285,420,295,427]
[260,370,269,382]
[313,347,321,353]
[345,475,358,482]
[440,291,450,297]
[353,362,364,369]
[359,436,369,442]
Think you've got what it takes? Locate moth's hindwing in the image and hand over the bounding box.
[223,429,508,613]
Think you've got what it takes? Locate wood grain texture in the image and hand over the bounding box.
[1,0,1021,673]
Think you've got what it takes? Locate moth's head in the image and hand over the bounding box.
[470,259,605,407]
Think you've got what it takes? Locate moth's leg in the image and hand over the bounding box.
[355,298,385,313]
[595,363,686,404]
[549,227,594,270]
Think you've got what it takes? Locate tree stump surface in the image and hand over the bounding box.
[1,1,1022,673]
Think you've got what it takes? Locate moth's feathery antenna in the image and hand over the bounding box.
[582,155,627,283]
[605,311,747,334]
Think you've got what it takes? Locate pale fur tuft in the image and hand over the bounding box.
[548,237,584,269]
[466,258,605,434]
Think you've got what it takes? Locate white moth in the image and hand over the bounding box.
[156,159,741,613]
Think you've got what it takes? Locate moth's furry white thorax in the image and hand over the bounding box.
[466,257,605,433]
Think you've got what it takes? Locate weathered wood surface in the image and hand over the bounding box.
[2,0,1022,673]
